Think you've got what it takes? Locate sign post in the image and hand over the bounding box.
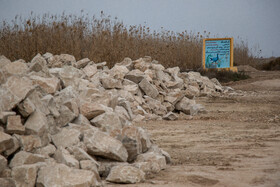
[202,38,237,72]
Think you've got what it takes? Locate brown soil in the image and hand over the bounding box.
[107,70,280,187]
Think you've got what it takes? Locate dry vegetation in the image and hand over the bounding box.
[0,12,257,70]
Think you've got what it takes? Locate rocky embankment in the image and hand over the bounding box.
[0,53,232,186]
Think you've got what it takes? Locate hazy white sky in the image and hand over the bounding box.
[0,0,280,57]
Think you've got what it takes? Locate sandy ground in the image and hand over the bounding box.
[106,70,280,187]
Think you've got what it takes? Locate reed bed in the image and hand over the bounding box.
[0,13,256,70]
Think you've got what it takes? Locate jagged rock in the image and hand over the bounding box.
[35,144,56,157]
[163,112,178,121]
[30,75,60,94]
[0,76,34,111]
[0,131,14,153]
[2,60,28,76]
[115,57,133,70]
[12,163,45,187]
[139,78,159,99]
[0,55,11,69]
[0,155,8,173]
[164,90,185,105]
[115,106,130,123]
[29,53,48,72]
[55,105,76,127]
[80,102,107,120]
[117,126,152,162]
[58,66,82,88]
[24,110,48,138]
[41,95,60,117]
[80,160,99,176]
[36,163,101,187]
[48,54,76,68]
[162,102,175,112]
[90,111,122,133]
[133,114,146,122]
[83,127,128,162]
[25,90,50,115]
[117,98,134,120]
[175,97,196,115]
[54,147,79,168]
[15,134,42,152]
[51,128,81,148]
[135,152,166,173]
[17,98,36,117]
[185,85,200,98]
[74,58,91,69]
[101,76,122,89]
[0,178,16,187]
[3,135,20,156]
[73,114,91,126]
[6,115,25,135]
[9,151,45,168]
[125,69,145,84]
[64,99,79,116]
[109,65,129,79]
[106,165,145,184]
[144,96,167,116]
[148,145,172,164]
[83,64,98,78]
[0,111,16,124]
[134,57,151,72]
[68,146,99,166]
[54,85,78,105]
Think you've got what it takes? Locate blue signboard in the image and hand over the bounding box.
[204,39,231,68]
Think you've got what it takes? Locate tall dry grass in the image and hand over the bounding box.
[0,12,256,70]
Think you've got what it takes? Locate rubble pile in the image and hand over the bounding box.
[0,53,230,186]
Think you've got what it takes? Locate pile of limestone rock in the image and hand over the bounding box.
[0,53,230,186]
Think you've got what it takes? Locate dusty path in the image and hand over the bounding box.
[107,71,280,187]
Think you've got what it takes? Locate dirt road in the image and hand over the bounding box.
[107,70,280,187]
